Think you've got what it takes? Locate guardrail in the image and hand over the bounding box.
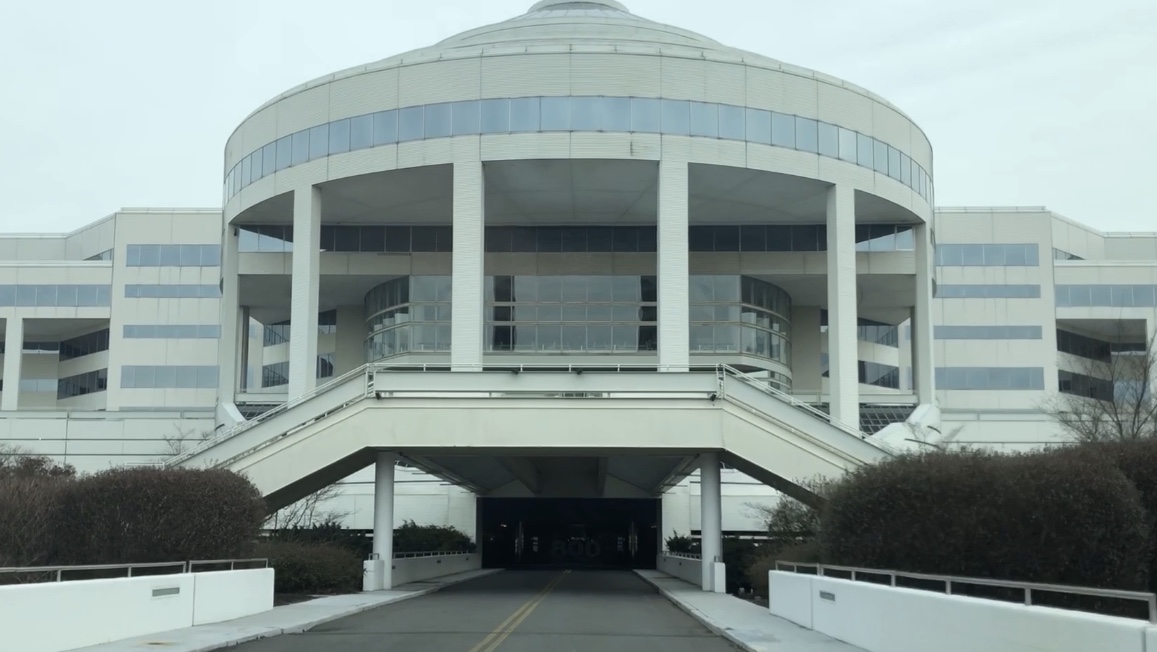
[166,364,374,466]
[166,362,890,469]
[0,558,269,583]
[720,365,868,440]
[391,551,474,559]
[775,561,1157,623]
[186,558,270,572]
[663,552,702,561]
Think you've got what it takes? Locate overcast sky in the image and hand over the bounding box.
[0,0,1153,233]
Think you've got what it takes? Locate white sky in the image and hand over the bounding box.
[0,0,1153,233]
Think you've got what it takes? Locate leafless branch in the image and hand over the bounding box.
[747,476,836,539]
[265,484,350,529]
[1042,323,1157,443]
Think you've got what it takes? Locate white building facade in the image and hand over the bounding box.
[1,0,1152,534]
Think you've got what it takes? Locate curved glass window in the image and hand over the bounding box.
[486,226,656,253]
[226,96,932,204]
[485,275,658,353]
[690,276,791,366]
[364,276,453,360]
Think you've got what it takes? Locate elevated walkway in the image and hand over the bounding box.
[170,365,893,509]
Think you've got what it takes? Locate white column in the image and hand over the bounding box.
[790,307,822,394]
[912,223,936,404]
[658,156,690,371]
[239,307,251,393]
[451,160,484,371]
[826,185,860,428]
[1149,319,1157,392]
[900,313,913,393]
[289,186,322,398]
[334,306,365,376]
[218,226,242,403]
[373,452,396,590]
[699,452,722,591]
[2,317,24,411]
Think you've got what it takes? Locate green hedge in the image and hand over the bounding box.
[393,520,473,553]
[820,450,1151,591]
[253,540,363,594]
[1054,440,1157,594]
[52,468,266,564]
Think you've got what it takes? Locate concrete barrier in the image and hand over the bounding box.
[768,570,814,628]
[391,553,481,586]
[0,569,274,652]
[658,554,701,587]
[769,571,1154,652]
[191,568,275,625]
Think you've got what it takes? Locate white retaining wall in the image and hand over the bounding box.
[768,571,1157,652]
[658,554,702,587]
[192,569,275,626]
[0,568,274,652]
[391,553,481,587]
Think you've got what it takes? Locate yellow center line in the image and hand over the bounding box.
[467,570,569,652]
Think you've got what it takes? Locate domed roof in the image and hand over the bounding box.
[242,0,908,124]
[432,0,731,55]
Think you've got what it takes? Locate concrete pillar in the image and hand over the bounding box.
[898,317,912,393]
[2,317,24,411]
[658,156,690,371]
[790,307,822,394]
[912,223,936,404]
[289,186,322,398]
[335,306,365,376]
[239,306,251,393]
[451,160,484,371]
[826,185,859,428]
[218,226,242,403]
[475,495,485,561]
[369,452,397,591]
[1143,318,1157,406]
[699,452,722,592]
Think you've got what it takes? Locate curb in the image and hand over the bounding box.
[634,570,758,652]
[281,568,503,636]
[107,569,502,652]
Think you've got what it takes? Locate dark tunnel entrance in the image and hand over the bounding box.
[478,498,660,570]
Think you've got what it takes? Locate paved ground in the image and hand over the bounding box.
[231,570,738,651]
[635,570,866,652]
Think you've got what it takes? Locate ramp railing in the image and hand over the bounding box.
[776,561,1157,623]
[171,363,896,468]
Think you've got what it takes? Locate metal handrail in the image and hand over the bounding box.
[0,561,186,582]
[775,561,1157,623]
[663,552,702,560]
[0,558,270,582]
[166,364,373,466]
[720,365,867,439]
[168,362,888,468]
[392,551,472,559]
[187,558,270,572]
[371,362,715,371]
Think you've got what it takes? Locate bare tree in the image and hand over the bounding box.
[265,484,350,529]
[158,424,214,459]
[746,476,836,541]
[0,444,75,570]
[1042,326,1157,443]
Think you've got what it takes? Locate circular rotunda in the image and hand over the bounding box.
[219,0,937,428]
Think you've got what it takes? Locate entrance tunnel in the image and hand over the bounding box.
[478,498,660,570]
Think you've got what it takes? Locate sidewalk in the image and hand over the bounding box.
[634,570,864,652]
[79,569,501,652]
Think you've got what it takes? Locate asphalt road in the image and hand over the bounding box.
[232,570,738,651]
